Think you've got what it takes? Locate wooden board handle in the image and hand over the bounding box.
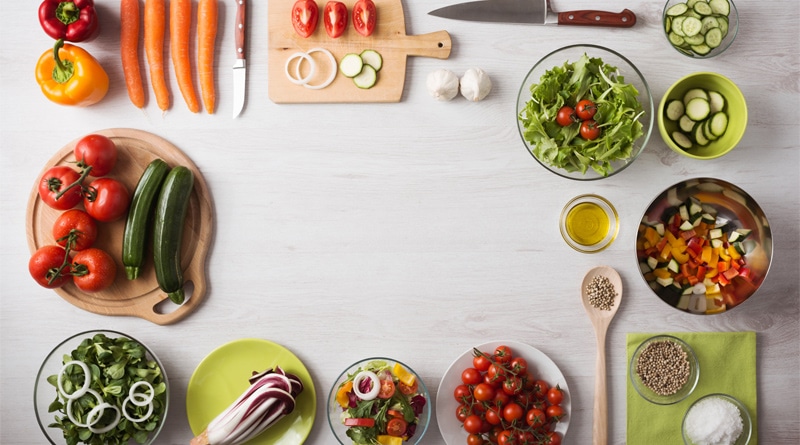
[399,30,452,59]
[558,9,636,27]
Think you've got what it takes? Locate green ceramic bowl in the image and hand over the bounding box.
[658,72,747,159]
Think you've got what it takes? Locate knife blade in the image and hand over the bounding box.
[429,0,636,27]
[232,0,247,118]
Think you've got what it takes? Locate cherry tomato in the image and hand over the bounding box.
[463,414,483,435]
[386,417,407,436]
[291,0,319,38]
[74,134,118,177]
[493,390,511,408]
[526,408,546,429]
[83,178,130,222]
[71,248,116,293]
[576,99,598,120]
[514,390,536,407]
[509,356,528,375]
[517,430,535,443]
[397,379,418,395]
[29,245,72,289]
[546,431,562,445]
[53,209,97,251]
[546,404,565,422]
[502,376,522,396]
[580,119,601,140]
[532,380,550,399]
[556,106,575,126]
[352,0,376,37]
[38,166,83,210]
[462,367,482,385]
[496,430,514,445]
[378,379,395,399]
[454,384,473,403]
[473,382,496,402]
[547,386,564,406]
[493,345,513,364]
[467,434,483,445]
[487,364,506,383]
[473,352,492,372]
[323,1,347,38]
[456,404,471,423]
[484,406,502,426]
[502,402,524,423]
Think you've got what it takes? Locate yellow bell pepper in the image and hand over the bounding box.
[377,435,404,445]
[35,39,108,106]
[336,380,353,408]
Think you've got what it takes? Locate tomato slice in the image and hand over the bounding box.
[386,417,408,437]
[292,0,319,38]
[344,417,375,427]
[352,0,376,37]
[323,1,347,38]
[377,379,396,399]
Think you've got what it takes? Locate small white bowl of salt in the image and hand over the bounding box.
[682,393,752,445]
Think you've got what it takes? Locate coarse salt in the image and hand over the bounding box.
[684,396,744,445]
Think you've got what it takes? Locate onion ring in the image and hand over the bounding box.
[122,395,154,423]
[285,52,316,85]
[66,389,103,427]
[128,380,155,407]
[57,360,91,400]
[300,48,337,90]
[352,371,380,400]
[86,402,121,434]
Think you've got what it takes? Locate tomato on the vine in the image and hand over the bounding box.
[462,367,482,385]
[546,404,566,422]
[502,402,524,423]
[580,119,601,140]
[576,99,598,120]
[496,429,514,445]
[532,380,550,399]
[484,406,502,426]
[526,408,546,429]
[38,166,83,210]
[494,390,511,408]
[517,430,535,443]
[456,404,471,422]
[83,178,130,222]
[493,345,513,363]
[486,363,506,383]
[352,0,376,37]
[546,431,563,445]
[466,434,483,445]
[29,245,72,289]
[556,106,575,126]
[473,352,492,372]
[473,382,496,402]
[74,134,118,177]
[463,414,483,435]
[71,248,116,293]
[454,384,473,403]
[53,209,97,251]
[502,376,522,396]
[547,386,564,406]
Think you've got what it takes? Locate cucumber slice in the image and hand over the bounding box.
[666,3,689,16]
[685,97,711,121]
[717,16,729,37]
[679,114,696,132]
[692,1,712,16]
[359,49,383,71]
[705,27,724,48]
[709,0,730,16]
[709,112,728,136]
[683,33,705,45]
[353,65,377,89]
[691,43,712,55]
[708,90,726,113]
[671,131,694,150]
[700,16,720,34]
[683,88,709,105]
[671,16,687,36]
[669,32,686,47]
[681,16,703,36]
[339,53,364,78]
[665,99,685,120]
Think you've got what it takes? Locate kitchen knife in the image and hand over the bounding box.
[232,0,247,118]
[429,0,636,27]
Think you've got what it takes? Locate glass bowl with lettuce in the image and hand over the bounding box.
[327,358,430,445]
[34,330,169,445]
[517,44,654,180]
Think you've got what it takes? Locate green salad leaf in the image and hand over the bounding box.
[519,53,646,176]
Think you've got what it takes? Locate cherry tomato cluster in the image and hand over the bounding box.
[454,346,566,445]
[292,0,376,39]
[30,134,128,293]
[556,99,601,141]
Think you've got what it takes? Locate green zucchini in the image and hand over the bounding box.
[153,166,194,304]
[122,159,170,280]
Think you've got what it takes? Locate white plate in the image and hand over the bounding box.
[436,340,571,444]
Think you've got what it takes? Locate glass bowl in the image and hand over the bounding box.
[630,335,700,405]
[34,330,169,445]
[559,194,619,253]
[516,44,654,180]
[636,178,772,314]
[683,393,752,445]
[327,357,430,445]
[663,0,739,59]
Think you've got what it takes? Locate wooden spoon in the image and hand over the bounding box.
[580,266,623,445]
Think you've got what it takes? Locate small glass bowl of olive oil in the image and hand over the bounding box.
[560,194,619,253]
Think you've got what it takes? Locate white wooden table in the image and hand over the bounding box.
[1,1,798,444]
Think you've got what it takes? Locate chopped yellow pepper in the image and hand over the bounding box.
[336,380,353,408]
[392,363,416,387]
[377,435,404,445]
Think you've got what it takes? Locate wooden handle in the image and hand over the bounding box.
[399,30,452,59]
[557,8,636,27]
[593,326,609,445]
[235,0,246,59]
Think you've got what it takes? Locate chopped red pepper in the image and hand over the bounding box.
[38,0,99,42]
[344,417,376,427]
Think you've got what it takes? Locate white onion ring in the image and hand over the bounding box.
[285,52,316,85]
[128,381,155,407]
[57,360,91,400]
[352,371,380,400]
[301,48,337,90]
[86,402,121,434]
[122,395,154,423]
[66,389,103,427]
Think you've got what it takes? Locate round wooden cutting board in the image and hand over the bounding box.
[26,128,213,325]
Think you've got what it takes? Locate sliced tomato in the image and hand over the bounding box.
[324,1,347,38]
[386,417,407,436]
[292,0,319,38]
[352,0,376,37]
[397,378,418,395]
[378,379,395,399]
[344,417,375,427]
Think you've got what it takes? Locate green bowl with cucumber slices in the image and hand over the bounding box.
[658,71,747,159]
[663,0,738,58]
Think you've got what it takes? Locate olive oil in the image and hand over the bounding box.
[565,202,610,246]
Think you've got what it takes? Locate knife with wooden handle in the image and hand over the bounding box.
[232,0,247,118]
[429,0,636,27]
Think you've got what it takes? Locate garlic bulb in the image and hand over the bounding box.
[427,69,459,101]
[460,68,492,101]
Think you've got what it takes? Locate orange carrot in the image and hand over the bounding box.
[171,0,200,113]
[144,0,170,111]
[120,0,145,108]
[197,0,217,114]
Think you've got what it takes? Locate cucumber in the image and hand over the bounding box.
[709,111,729,136]
[339,53,364,78]
[685,97,710,120]
[359,49,383,71]
[708,90,726,113]
[683,88,709,105]
[153,166,194,305]
[353,65,377,89]
[665,99,685,120]
[664,0,731,56]
[122,159,170,280]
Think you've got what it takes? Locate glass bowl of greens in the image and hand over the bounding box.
[517,44,654,180]
[34,330,169,445]
[327,357,430,445]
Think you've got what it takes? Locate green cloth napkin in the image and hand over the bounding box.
[626,331,758,444]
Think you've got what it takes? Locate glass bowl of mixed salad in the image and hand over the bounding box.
[327,358,430,445]
[517,44,654,180]
[34,330,169,445]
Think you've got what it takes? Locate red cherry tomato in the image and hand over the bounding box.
[497,430,514,445]
[454,384,473,403]
[509,356,528,374]
[532,380,550,399]
[502,402,524,423]
[397,378,418,395]
[74,134,118,177]
[484,406,502,426]
[71,248,116,293]
[38,166,83,210]
[473,352,492,372]
[461,367,482,385]
[526,408,547,429]
[463,414,483,435]
[352,0,376,36]
[456,404,471,423]
[473,382,496,402]
[29,245,72,289]
[291,0,319,38]
[83,178,130,222]
[580,119,601,140]
[386,417,407,436]
[502,376,522,396]
[378,379,395,399]
[547,386,564,406]
[546,431,563,445]
[556,106,575,126]
[323,1,347,38]
[466,434,483,445]
[576,99,598,120]
[53,209,98,251]
[546,404,566,422]
[493,345,513,364]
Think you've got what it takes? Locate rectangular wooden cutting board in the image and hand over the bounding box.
[268,0,451,103]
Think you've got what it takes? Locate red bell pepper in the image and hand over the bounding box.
[39,0,99,42]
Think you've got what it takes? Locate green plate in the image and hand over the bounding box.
[186,338,316,445]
